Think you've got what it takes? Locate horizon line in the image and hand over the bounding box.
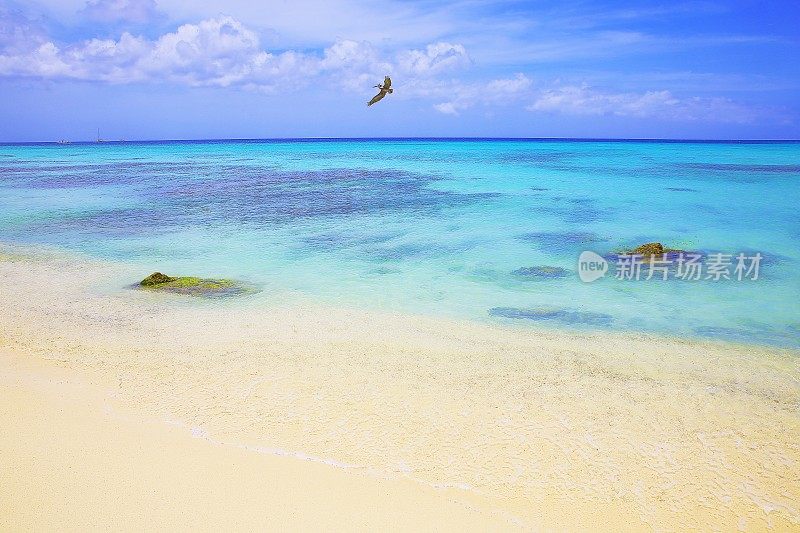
[2,136,800,145]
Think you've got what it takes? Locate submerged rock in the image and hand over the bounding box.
[632,242,664,256]
[618,242,685,260]
[511,266,570,279]
[137,273,258,297]
[489,306,612,326]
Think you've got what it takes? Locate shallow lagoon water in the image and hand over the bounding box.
[1,139,798,347]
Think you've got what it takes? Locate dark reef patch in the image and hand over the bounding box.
[685,248,792,269]
[489,306,613,326]
[530,195,613,224]
[693,325,799,347]
[22,206,185,240]
[665,187,699,192]
[161,168,500,226]
[7,164,499,239]
[361,240,478,262]
[368,267,398,275]
[497,151,575,165]
[464,267,502,283]
[511,266,570,279]
[681,163,800,173]
[300,231,402,252]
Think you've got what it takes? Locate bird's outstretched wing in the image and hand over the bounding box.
[367,90,387,106]
[383,76,391,89]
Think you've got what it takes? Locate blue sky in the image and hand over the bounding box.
[1,0,798,141]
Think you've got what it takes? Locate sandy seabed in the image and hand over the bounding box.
[0,244,798,532]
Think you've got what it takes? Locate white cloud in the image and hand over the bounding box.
[432,73,532,115]
[320,39,391,90]
[0,8,768,124]
[528,85,676,116]
[0,17,280,87]
[485,74,534,96]
[0,15,469,92]
[396,42,470,76]
[527,84,758,122]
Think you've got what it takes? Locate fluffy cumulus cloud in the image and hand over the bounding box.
[0,8,764,123]
[0,16,311,89]
[0,13,469,92]
[527,85,758,123]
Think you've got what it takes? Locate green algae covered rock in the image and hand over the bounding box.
[138,272,258,297]
[140,272,177,286]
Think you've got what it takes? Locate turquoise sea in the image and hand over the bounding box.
[1,139,798,347]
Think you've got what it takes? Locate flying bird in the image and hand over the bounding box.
[367,76,393,106]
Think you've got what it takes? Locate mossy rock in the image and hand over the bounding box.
[620,242,685,259]
[140,272,177,286]
[137,272,258,297]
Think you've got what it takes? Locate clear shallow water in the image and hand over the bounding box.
[1,139,799,347]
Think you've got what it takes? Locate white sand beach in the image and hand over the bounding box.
[1,245,798,531]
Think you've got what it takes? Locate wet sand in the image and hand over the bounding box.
[0,245,798,531]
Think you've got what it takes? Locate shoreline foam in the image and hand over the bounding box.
[1,244,798,530]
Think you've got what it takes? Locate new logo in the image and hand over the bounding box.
[578,251,608,282]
